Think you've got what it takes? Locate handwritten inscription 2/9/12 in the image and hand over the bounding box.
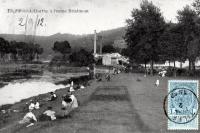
[18,15,46,36]
[18,16,44,27]
[17,15,46,43]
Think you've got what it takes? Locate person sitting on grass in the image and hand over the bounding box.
[69,91,78,109]
[19,109,37,127]
[61,92,78,118]
[61,94,72,117]
[28,100,35,111]
[39,106,56,121]
[106,74,111,81]
[47,92,57,101]
[34,100,40,109]
[28,99,40,110]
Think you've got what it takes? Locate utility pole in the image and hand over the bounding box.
[93,30,97,79]
[98,35,103,55]
[94,30,97,55]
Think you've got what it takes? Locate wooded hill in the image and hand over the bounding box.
[0,27,126,60]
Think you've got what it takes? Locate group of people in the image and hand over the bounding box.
[96,73,112,82]
[28,100,40,110]
[18,81,79,127]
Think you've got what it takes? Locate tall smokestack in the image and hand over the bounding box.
[94,30,97,55]
[99,35,103,55]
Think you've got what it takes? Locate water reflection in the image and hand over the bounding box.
[0,81,66,105]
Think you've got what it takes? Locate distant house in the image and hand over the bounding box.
[93,53,129,74]
[102,53,129,66]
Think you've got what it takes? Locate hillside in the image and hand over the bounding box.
[0,27,126,60]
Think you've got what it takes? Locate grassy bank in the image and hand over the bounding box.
[0,78,99,133]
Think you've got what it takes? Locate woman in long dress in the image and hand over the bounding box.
[61,93,78,117]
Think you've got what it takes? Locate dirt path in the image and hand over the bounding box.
[72,86,136,133]
[25,86,141,133]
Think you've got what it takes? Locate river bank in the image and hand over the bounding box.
[0,76,96,131]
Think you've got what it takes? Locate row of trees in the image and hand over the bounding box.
[52,40,94,66]
[124,0,200,75]
[51,40,119,66]
[0,37,43,62]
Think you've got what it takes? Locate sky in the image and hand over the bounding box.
[0,0,193,36]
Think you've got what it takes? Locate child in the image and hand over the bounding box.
[34,100,40,109]
[19,109,37,127]
[155,79,159,87]
[48,92,57,101]
[28,101,35,111]
[61,94,73,117]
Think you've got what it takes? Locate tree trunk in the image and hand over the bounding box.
[188,59,191,71]
[173,60,176,68]
[150,60,153,76]
[173,60,176,77]
[168,60,170,67]
[144,61,147,76]
[192,60,196,72]
[180,62,182,69]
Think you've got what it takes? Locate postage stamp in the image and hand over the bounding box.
[167,80,199,130]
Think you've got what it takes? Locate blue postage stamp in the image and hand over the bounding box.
[167,80,199,130]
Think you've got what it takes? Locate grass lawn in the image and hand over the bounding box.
[0,73,199,133]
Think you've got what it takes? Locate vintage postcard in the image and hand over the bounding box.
[1,0,200,133]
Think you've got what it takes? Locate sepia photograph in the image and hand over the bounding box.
[0,0,200,132]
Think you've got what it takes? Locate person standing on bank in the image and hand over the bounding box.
[69,80,75,92]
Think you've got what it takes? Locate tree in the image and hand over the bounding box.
[34,44,43,60]
[187,38,200,71]
[193,0,200,15]
[102,44,116,53]
[0,38,43,62]
[124,0,166,75]
[9,41,18,61]
[0,37,10,61]
[158,23,187,76]
[52,41,71,59]
[177,5,200,71]
[69,49,94,66]
[159,23,186,67]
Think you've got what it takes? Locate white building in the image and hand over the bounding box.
[101,53,129,66]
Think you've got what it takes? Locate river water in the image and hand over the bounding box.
[0,81,67,106]
[0,71,89,106]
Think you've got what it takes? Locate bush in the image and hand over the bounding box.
[193,70,200,76]
[70,75,91,85]
[69,49,94,67]
[176,68,187,76]
[165,67,200,77]
[129,65,145,73]
[165,67,175,77]
[49,55,69,66]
